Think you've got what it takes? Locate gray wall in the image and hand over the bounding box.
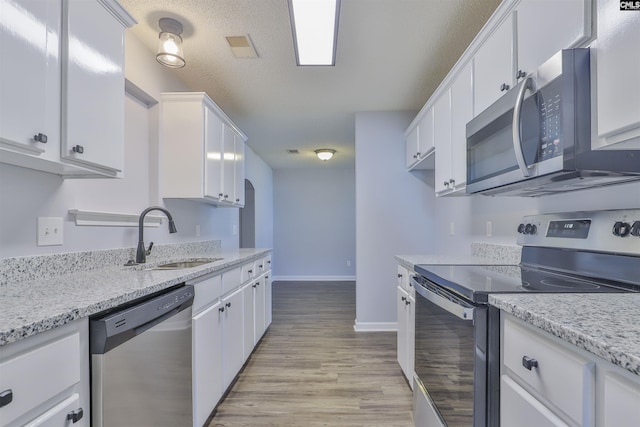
[273,168,355,280]
[355,111,437,330]
[0,34,273,259]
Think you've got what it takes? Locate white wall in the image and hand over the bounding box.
[354,111,437,330]
[245,145,274,249]
[273,168,355,280]
[0,34,274,258]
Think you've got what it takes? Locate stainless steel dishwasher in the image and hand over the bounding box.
[90,285,194,427]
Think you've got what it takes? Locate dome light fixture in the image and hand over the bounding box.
[156,17,186,68]
[315,149,336,161]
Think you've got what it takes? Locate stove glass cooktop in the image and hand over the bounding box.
[414,264,637,304]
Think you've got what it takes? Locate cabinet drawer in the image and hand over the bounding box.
[503,318,594,426]
[0,333,80,425]
[264,254,272,271]
[240,262,255,284]
[501,375,569,427]
[191,274,222,314]
[222,267,242,294]
[24,393,82,427]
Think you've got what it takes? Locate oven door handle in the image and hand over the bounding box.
[412,277,474,321]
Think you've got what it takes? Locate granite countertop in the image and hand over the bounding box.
[0,247,271,347]
[396,243,522,271]
[490,293,640,377]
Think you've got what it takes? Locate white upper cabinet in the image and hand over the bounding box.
[516,0,591,79]
[0,0,134,177]
[234,137,245,206]
[473,12,515,116]
[0,0,61,162]
[160,92,247,207]
[406,107,434,170]
[60,0,134,176]
[435,61,473,196]
[593,0,640,149]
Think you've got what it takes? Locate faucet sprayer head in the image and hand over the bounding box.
[168,220,177,234]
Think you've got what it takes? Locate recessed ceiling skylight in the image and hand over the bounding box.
[288,0,340,66]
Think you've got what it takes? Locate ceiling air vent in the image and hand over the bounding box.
[225,35,258,59]
[286,149,300,154]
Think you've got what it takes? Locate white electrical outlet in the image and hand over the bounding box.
[486,220,493,237]
[37,217,63,246]
[195,224,201,237]
[346,260,351,267]
[232,224,238,236]
[449,222,455,236]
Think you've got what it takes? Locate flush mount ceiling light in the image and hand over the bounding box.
[288,0,340,66]
[315,149,336,161]
[156,17,185,68]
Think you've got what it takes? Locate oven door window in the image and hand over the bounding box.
[415,290,475,426]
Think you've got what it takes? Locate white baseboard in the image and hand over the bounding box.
[353,320,397,332]
[271,275,356,282]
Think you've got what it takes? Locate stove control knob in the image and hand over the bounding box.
[612,221,631,237]
[631,221,640,237]
[517,223,525,234]
[524,224,536,235]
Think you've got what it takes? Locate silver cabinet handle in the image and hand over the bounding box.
[512,77,535,178]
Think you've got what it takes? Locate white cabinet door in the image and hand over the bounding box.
[417,108,434,161]
[241,282,255,363]
[434,90,452,195]
[61,0,129,175]
[396,286,409,380]
[449,61,473,192]
[473,13,514,115]
[0,0,60,161]
[192,302,223,427]
[594,0,640,149]
[221,124,236,204]
[254,275,266,344]
[405,125,419,168]
[264,272,272,328]
[603,372,640,427]
[204,107,224,200]
[516,0,591,79]
[23,393,82,427]
[221,289,244,390]
[234,138,245,207]
[501,375,570,427]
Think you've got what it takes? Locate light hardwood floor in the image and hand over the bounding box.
[209,281,414,427]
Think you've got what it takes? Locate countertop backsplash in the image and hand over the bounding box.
[0,240,221,286]
[471,243,521,264]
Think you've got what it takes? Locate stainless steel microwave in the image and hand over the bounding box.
[466,48,640,197]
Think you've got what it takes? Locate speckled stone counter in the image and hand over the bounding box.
[490,293,640,377]
[0,246,271,347]
[395,243,521,271]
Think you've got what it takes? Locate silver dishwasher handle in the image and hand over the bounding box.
[512,76,535,178]
[412,277,474,321]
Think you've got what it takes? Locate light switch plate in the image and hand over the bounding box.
[37,217,63,246]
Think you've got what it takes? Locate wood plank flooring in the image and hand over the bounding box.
[208,281,414,427]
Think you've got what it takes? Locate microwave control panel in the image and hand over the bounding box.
[538,79,563,162]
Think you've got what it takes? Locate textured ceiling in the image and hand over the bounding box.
[119,0,501,169]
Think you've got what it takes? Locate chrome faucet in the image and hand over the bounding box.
[136,206,177,264]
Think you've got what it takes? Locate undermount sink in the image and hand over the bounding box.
[149,258,224,270]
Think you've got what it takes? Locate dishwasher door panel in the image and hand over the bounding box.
[91,306,193,427]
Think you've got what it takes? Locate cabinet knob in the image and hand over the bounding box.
[416,152,421,157]
[397,273,403,278]
[236,198,240,202]
[218,193,224,197]
[522,355,539,370]
[33,133,48,143]
[405,300,411,305]
[0,389,13,408]
[224,194,229,199]
[67,408,83,423]
[265,275,269,279]
[500,83,510,92]
[72,145,84,154]
[226,302,231,308]
[248,269,253,274]
[401,296,406,301]
[268,260,271,264]
[219,306,225,313]
[444,181,449,186]
[516,70,527,79]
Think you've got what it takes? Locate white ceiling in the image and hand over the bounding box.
[119,0,501,169]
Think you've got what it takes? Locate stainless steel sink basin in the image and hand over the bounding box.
[149,258,223,270]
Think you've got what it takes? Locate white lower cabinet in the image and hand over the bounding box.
[0,319,88,427]
[241,281,255,363]
[501,313,640,427]
[396,284,414,388]
[221,289,244,391]
[264,272,272,328]
[192,301,223,427]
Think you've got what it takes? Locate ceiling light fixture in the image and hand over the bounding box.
[156,17,185,68]
[288,0,340,66]
[315,149,336,161]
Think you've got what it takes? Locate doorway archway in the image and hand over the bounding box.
[240,179,255,248]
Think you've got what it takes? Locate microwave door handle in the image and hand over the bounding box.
[512,77,535,177]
